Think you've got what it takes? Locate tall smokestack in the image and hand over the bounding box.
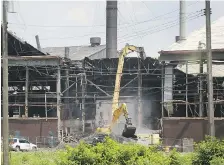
[106,1,117,58]
[176,0,186,42]
[179,0,186,41]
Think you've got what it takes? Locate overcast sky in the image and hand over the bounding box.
[7,1,224,58]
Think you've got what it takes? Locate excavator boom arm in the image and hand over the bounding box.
[96,44,145,138]
[112,44,145,113]
[110,103,128,130]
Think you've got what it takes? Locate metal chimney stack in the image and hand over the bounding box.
[176,0,186,42]
[180,0,186,41]
[106,1,117,58]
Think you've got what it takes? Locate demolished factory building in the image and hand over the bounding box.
[1,34,163,143]
[159,16,224,144]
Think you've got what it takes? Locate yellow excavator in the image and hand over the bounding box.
[96,44,146,138]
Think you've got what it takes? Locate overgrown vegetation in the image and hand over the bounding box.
[4,136,224,165]
[193,136,224,165]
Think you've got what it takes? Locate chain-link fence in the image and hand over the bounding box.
[3,134,194,152]
[160,138,194,152]
[8,135,30,142]
[35,136,60,148]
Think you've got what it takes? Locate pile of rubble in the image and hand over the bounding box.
[82,132,137,145]
[56,132,137,149]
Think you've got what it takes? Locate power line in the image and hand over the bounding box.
[118,12,200,40]
[118,14,202,44]
[8,1,199,29]
[11,10,201,42]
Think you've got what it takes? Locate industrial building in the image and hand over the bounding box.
[2,16,224,144]
[1,1,223,147]
[1,29,62,141]
[159,16,224,144]
[1,32,163,143]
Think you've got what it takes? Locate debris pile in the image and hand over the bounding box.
[81,132,137,145]
[56,132,138,149]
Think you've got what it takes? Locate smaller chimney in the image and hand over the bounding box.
[175,36,180,42]
[90,37,101,47]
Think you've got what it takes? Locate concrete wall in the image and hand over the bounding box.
[162,118,224,145]
[1,118,57,143]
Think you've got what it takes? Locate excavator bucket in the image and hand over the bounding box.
[122,124,136,138]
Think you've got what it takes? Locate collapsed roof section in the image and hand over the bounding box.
[1,27,46,56]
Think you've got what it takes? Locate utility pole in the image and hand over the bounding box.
[2,1,9,165]
[205,0,215,136]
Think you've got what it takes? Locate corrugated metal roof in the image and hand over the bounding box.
[42,45,106,60]
[42,44,146,60]
[177,62,224,77]
[165,16,224,77]
[168,16,224,51]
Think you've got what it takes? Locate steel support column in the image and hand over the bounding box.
[65,47,70,118]
[198,42,205,117]
[81,74,86,133]
[81,60,86,133]
[57,67,61,140]
[185,62,188,117]
[25,66,29,117]
[161,62,165,117]
[137,58,142,127]
[199,61,204,117]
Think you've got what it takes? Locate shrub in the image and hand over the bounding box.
[192,136,224,165]
[169,149,194,165]
[210,157,224,165]
[9,135,224,165]
[57,137,171,165]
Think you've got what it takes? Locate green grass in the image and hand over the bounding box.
[1,147,194,165]
[1,136,223,165]
[2,151,61,165]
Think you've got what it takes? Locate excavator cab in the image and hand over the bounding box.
[122,118,137,138]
